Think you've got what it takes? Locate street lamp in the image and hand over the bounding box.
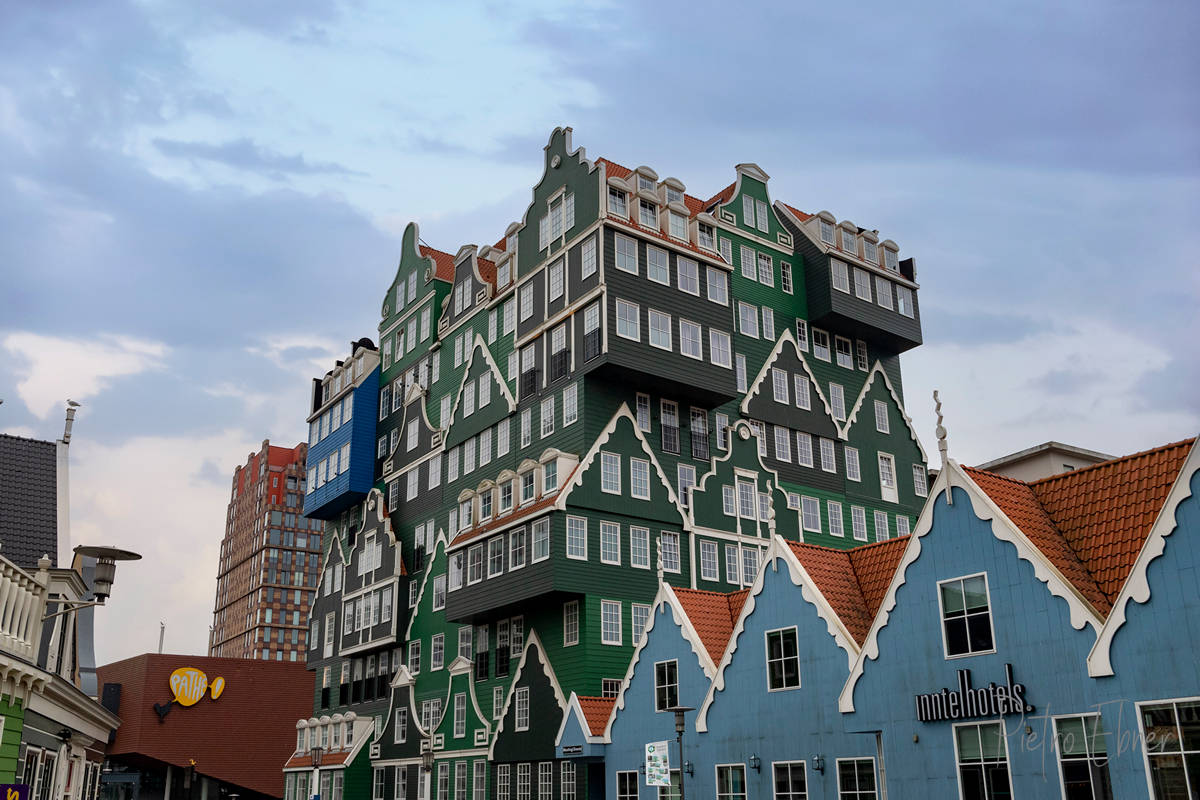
[665,706,694,800]
[43,545,142,620]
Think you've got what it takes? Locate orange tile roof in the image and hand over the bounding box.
[576,696,616,736]
[964,438,1194,616]
[420,245,457,282]
[786,537,909,646]
[672,587,749,665]
[476,256,497,287]
[705,182,736,209]
[779,202,813,222]
[284,749,354,770]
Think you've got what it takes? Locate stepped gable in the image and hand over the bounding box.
[673,587,749,665]
[576,696,616,736]
[419,244,457,282]
[964,437,1194,615]
[786,537,909,646]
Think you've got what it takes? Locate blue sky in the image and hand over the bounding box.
[1,0,1196,663]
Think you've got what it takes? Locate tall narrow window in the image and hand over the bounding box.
[654,660,678,711]
[955,724,1011,800]
[939,574,994,657]
[765,627,800,690]
[601,600,622,645]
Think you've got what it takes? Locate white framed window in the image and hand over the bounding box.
[835,336,853,369]
[660,531,681,573]
[774,425,792,462]
[717,765,747,800]
[875,276,893,310]
[566,516,588,560]
[548,259,564,302]
[654,659,679,711]
[836,759,877,800]
[630,459,651,500]
[504,298,516,334]
[600,521,621,564]
[1051,714,1112,799]
[856,340,869,371]
[812,328,830,361]
[874,400,890,433]
[939,573,995,658]
[844,447,861,481]
[639,198,658,228]
[801,497,821,532]
[913,465,929,497]
[707,267,729,304]
[896,515,911,537]
[864,239,878,264]
[722,485,736,516]
[827,501,844,537]
[636,393,651,431]
[615,233,638,273]
[853,268,872,301]
[519,283,534,322]
[632,603,651,645]
[581,236,597,279]
[532,518,550,562]
[698,222,715,250]
[819,437,837,472]
[954,723,1011,800]
[757,252,774,286]
[762,307,775,340]
[736,353,747,392]
[601,452,621,494]
[669,211,687,240]
[608,186,627,217]
[795,319,809,351]
[878,452,897,502]
[874,510,890,541]
[647,246,669,284]
[792,374,811,410]
[630,526,650,569]
[725,544,740,584]
[678,258,699,294]
[710,330,732,368]
[773,762,808,800]
[601,600,622,645]
[616,299,640,340]
[715,412,729,450]
[648,309,672,350]
[896,285,915,318]
[756,199,769,233]
[765,627,800,690]
[738,302,759,337]
[740,245,756,280]
[514,687,530,731]
[700,540,718,581]
[832,259,850,292]
[851,506,868,541]
[563,600,579,646]
[829,384,846,421]
[781,262,793,294]
[795,432,814,467]
[884,247,899,272]
[680,320,702,359]
[841,228,857,256]
[719,237,733,265]
[540,396,555,437]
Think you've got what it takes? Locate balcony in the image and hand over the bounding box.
[0,557,46,662]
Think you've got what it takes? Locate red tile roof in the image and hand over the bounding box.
[705,182,736,209]
[420,245,457,282]
[99,654,313,798]
[576,696,616,736]
[964,438,1194,615]
[476,256,497,287]
[283,749,354,770]
[786,538,909,646]
[672,587,749,665]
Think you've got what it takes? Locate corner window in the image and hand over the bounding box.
[654,660,678,711]
[939,574,995,658]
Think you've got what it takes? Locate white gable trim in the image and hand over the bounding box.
[488,630,566,758]
[840,362,928,461]
[444,333,518,442]
[697,536,860,732]
[1089,439,1200,677]
[555,692,605,747]
[688,419,785,540]
[738,328,838,427]
[402,532,447,640]
[555,403,687,524]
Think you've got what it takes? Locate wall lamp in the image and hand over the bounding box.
[749,755,761,773]
[811,755,825,774]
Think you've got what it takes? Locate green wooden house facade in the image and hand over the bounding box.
[287,128,929,800]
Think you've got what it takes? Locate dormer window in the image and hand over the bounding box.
[665,187,683,203]
[497,261,511,289]
[820,219,835,245]
[639,199,657,228]
[638,174,656,192]
[506,233,518,254]
[864,240,878,264]
[669,212,687,240]
[479,492,493,521]
[698,222,715,250]
[544,461,558,492]
[459,499,472,531]
[884,248,899,272]
[842,229,857,255]
[608,187,627,218]
[520,471,536,504]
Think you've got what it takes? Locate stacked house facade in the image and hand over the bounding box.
[285,128,928,800]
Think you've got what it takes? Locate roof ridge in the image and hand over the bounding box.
[962,464,1032,487]
[1028,437,1196,487]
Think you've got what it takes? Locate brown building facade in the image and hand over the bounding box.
[209,440,322,661]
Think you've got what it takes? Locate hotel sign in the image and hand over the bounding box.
[915,664,1033,723]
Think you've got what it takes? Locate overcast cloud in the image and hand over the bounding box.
[0,0,1196,664]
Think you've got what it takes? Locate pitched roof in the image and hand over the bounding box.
[779,202,813,222]
[964,437,1194,615]
[475,256,497,287]
[99,654,313,797]
[575,696,616,736]
[420,245,457,282]
[672,587,749,665]
[786,538,910,646]
[705,182,736,209]
[448,469,577,549]
[0,434,58,569]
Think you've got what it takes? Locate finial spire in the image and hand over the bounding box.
[933,390,952,505]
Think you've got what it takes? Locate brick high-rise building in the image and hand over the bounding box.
[209,440,323,660]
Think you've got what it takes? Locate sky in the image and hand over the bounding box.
[1,0,1197,665]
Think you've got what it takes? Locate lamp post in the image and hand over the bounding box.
[43,545,142,620]
[310,745,322,800]
[421,736,435,800]
[665,706,693,800]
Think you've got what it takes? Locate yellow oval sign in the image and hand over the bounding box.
[210,676,225,700]
[169,667,209,706]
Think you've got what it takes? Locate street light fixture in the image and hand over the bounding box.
[665,706,694,800]
[43,545,142,620]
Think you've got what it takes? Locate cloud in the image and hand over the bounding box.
[246,334,345,379]
[3,332,168,419]
[72,429,264,662]
[154,137,364,179]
